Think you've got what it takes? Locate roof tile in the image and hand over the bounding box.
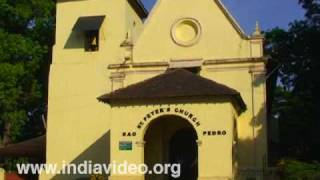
[98,69,246,111]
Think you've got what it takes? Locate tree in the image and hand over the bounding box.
[299,0,320,23]
[0,0,55,145]
[266,0,320,161]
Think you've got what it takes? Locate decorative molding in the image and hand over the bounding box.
[108,62,169,69]
[132,62,169,68]
[169,58,203,68]
[170,58,203,62]
[108,64,130,69]
[110,72,125,91]
[110,72,126,80]
[124,69,166,75]
[204,57,267,65]
[251,21,264,40]
[205,66,250,72]
[205,64,266,73]
[249,65,266,74]
[107,57,267,70]
[171,18,202,47]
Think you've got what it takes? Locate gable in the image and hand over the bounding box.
[133,0,254,61]
[128,0,148,19]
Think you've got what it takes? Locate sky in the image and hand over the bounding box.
[140,0,306,34]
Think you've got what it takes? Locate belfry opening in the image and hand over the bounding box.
[144,115,198,180]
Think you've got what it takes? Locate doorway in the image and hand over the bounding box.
[144,115,198,180]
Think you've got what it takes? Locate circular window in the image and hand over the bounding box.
[171,18,202,47]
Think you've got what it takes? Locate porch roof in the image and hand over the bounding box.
[98,69,246,111]
[0,135,45,161]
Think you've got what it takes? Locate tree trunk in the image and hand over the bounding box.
[2,122,11,146]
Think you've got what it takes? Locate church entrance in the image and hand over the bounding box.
[144,115,198,180]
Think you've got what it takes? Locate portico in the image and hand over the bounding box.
[99,69,246,180]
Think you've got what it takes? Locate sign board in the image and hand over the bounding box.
[119,141,133,151]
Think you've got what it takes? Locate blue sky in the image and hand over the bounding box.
[141,0,306,34]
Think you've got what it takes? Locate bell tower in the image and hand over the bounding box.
[52,0,146,64]
[42,0,146,179]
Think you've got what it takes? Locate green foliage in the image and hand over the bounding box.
[299,0,320,22]
[279,160,320,180]
[266,0,320,161]
[4,158,29,172]
[0,0,55,142]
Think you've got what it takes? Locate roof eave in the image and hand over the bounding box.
[214,0,249,40]
[98,94,247,113]
[232,95,247,114]
[127,0,149,19]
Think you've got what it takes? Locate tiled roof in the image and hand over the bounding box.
[98,69,246,111]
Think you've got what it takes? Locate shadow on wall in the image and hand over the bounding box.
[64,31,84,49]
[51,131,110,180]
[252,73,280,166]
[252,74,266,87]
[236,72,269,167]
[236,103,279,179]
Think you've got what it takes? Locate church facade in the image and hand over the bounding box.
[42,0,267,179]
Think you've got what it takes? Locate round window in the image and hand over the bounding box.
[171,18,202,47]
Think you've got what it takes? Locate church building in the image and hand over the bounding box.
[42,0,268,179]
